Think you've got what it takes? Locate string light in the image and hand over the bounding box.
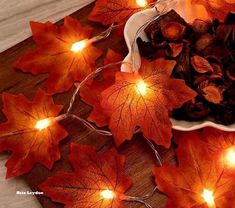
[100,189,115,200]
[136,80,148,95]
[1,4,172,208]
[71,39,88,53]
[35,118,52,130]
[136,0,148,7]
[70,24,118,54]
[224,146,235,167]
[202,189,215,208]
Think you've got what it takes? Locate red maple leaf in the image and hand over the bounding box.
[174,128,235,170]
[15,16,102,94]
[100,58,196,147]
[202,128,235,159]
[191,0,235,21]
[0,89,68,178]
[80,49,122,127]
[154,131,235,208]
[88,0,154,26]
[39,143,132,208]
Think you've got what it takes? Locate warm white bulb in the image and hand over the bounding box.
[136,80,147,95]
[136,0,148,7]
[224,146,235,167]
[100,189,115,200]
[35,118,51,130]
[202,189,215,208]
[71,40,87,53]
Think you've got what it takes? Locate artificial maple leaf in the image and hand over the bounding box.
[154,131,235,208]
[191,0,235,21]
[100,58,196,147]
[39,143,132,208]
[80,49,122,127]
[201,128,235,154]
[0,89,68,178]
[15,16,102,94]
[174,128,235,169]
[88,0,154,26]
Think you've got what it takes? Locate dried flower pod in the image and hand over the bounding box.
[173,45,192,85]
[198,79,209,91]
[225,27,235,51]
[203,42,231,60]
[205,56,224,79]
[206,55,222,64]
[150,50,166,61]
[191,55,214,73]
[214,107,235,125]
[212,18,220,32]
[225,86,235,105]
[194,75,210,86]
[161,22,186,41]
[145,10,187,39]
[197,79,226,98]
[192,19,211,34]
[137,37,155,59]
[166,43,184,58]
[138,10,235,125]
[201,84,223,104]
[216,24,230,40]
[152,41,168,49]
[194,34,214,53]
[184,99,211,119]
[150,30,165,46]
[210,63,223,79]
[226,63,235,81]
[224,12,235,25]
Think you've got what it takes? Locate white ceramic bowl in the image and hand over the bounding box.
[121,5,235,131]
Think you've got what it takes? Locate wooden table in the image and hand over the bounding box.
[0,1,210,207]
[0,0,94,53]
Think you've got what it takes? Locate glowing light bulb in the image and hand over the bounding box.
[71,40,87,53]
[35,118,51,130]
[136,0,148,7]
[202,189,215,208]
[224,146,235,167]
[136,80,147,95]
[100,189,115,200]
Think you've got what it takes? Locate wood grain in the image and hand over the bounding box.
[0,2,187,208]
[0,0,94,53]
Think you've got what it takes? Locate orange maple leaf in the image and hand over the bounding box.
[39,143,132,208]
[0,89,68,178]
[100,58,196,147]
[15,16,102,94]
[154,130,235,208]
[88,0,154,26]
[80,49,122,127]
[174,128,235,170]
[191,0,235,21]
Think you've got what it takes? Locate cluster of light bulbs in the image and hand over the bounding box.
[34,0,235,206]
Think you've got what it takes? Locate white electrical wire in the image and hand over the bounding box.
[0,1,178,207]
